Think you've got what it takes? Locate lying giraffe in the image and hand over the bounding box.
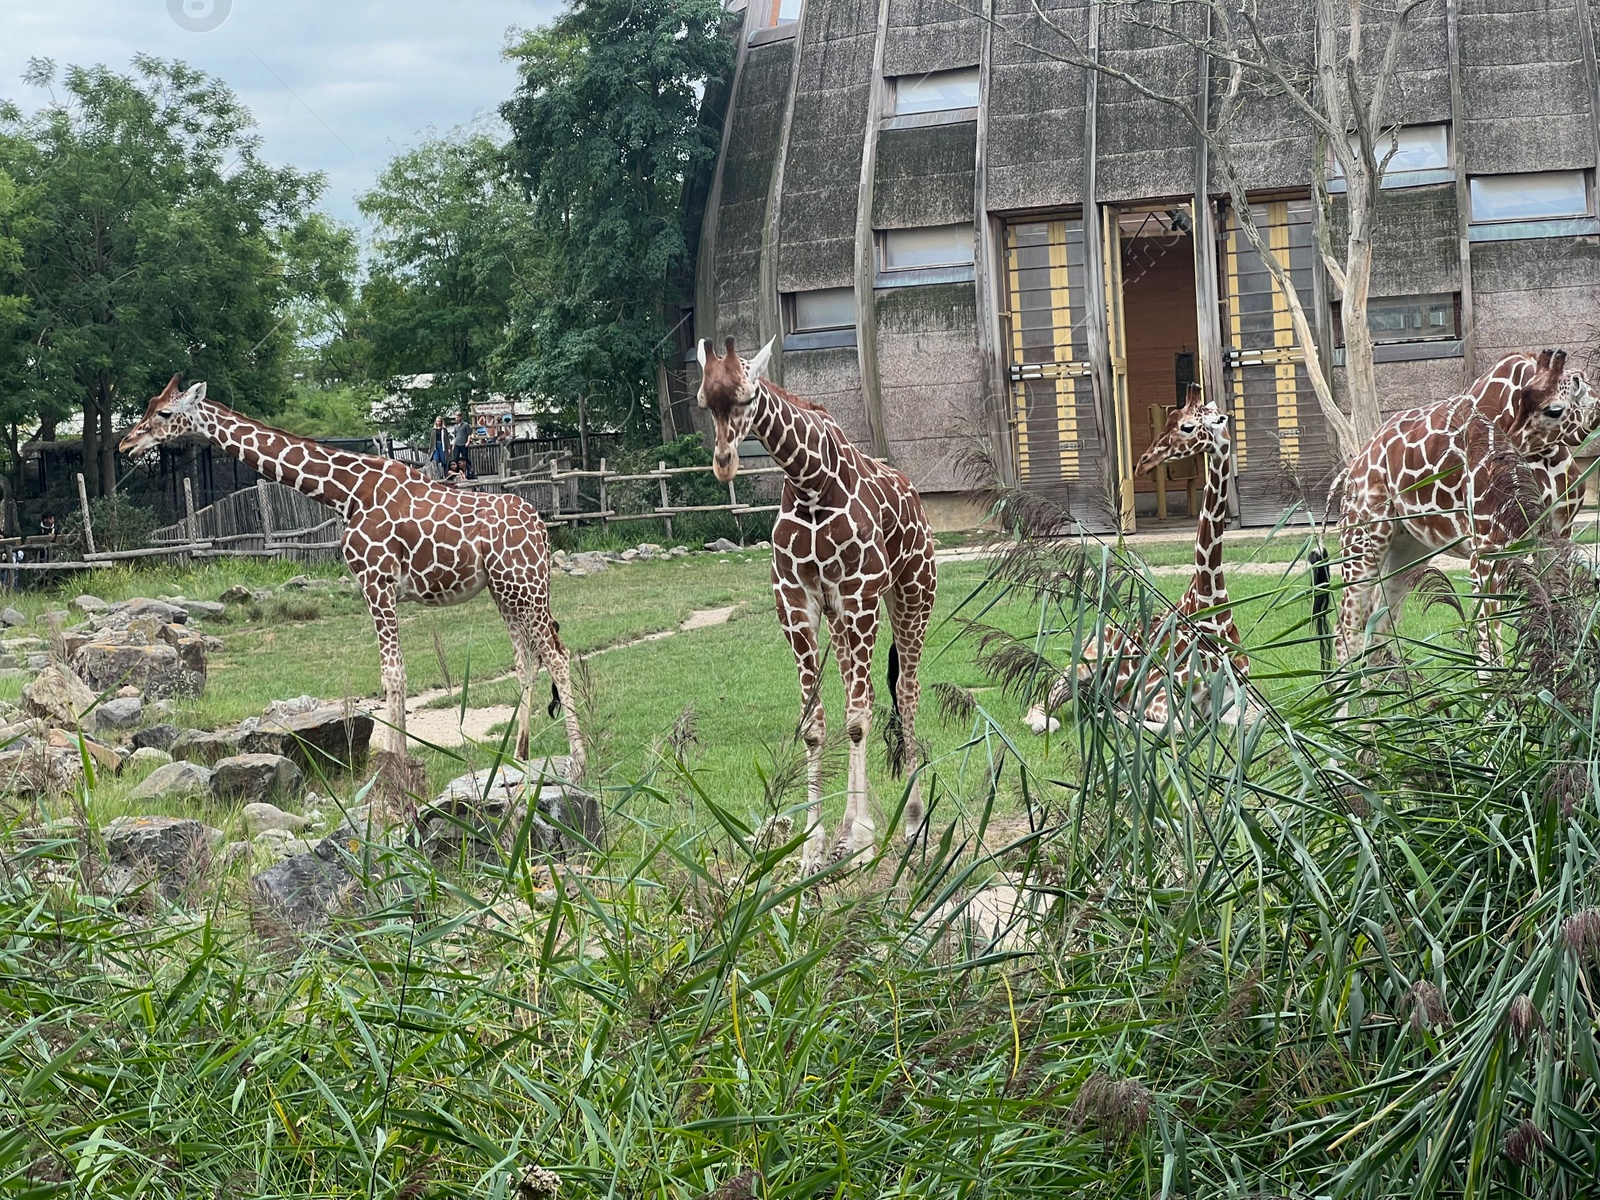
[1025,385,1248,734]
[1330,351,1580,668]
[120,376,585,780]
[696,338,938,874]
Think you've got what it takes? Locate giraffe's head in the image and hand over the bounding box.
[120,374,209,457]
[697,336,773,482]
[1510,349,1582,453]
[1134,384,1228,477]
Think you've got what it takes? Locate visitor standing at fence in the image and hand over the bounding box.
[430,416,448,478]
[451,412,475,479]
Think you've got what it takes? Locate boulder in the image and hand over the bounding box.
[46,730,119,775]
[22,665,96,726]
[219,585,252,603]
[72,595,108,614]
[182,600,226,619]
[0,744,81,795]
[237,705,374,775]
[669,545,690,557]
[113,598,186,625]
[157,624,207,691]
[253,829,314,861]
[241,801,312,837]
[213,753,304,804]
[72,640,199,700]
[417,759,598,866]
[130,760,214,802]
[125,746,174,774]
[250,832,361,931]
[36,609,70,629]
[704,537,740,552]
[94,696,143,732]
[169,728,239,765]
[132,723,179,752]
[0,607,25,627]
[282,575,311,590]
[568,551,609,574]
[101,815,220,900]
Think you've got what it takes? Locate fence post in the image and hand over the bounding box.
[659,461,673,542]
[598,457,608,530]
[256,482,276,551]
[550,460,562,525]
[76,473,96,557]
[183,477,197,565]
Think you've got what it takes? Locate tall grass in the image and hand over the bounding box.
[2,512,1598,1197]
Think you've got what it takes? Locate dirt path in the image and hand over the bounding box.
[403,604,741,748]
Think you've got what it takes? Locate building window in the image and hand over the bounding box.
[1327,124,1451,190]
[891,67,980,116]
[1333,293,1460,346]
[880,225,975,272]
[771,0,801,25]
[1469,171,1590,222]
[787,287,855,333]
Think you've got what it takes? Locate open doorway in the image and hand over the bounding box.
[1118,205,1202,521]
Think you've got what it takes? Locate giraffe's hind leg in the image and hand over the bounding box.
[829,595,882,862]
[775,579,827,875]
[885,580,935,849]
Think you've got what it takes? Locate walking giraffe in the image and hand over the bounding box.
[695,338,938,875]
[1328,350,1583,668]
[1025,384,1248,734]
[120,376,585,781]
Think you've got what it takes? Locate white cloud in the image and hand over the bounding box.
[0,0,562,228]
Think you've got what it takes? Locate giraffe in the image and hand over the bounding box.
[1329,351,1576,669]
[695,337,938,875]
[119,376,585,784]
[1024,384,1249,734]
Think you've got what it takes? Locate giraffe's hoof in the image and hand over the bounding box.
[1023,705,1060,735]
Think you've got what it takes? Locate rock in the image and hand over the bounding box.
[282,575,311,590]
[620,548,638,562]
[169,728,239,765]
[125,747,174,774]
[72,595,108,614]
[213,754,304,804]
[183,600,226,619]
[101,815,220,900]
[241,801,312,837]
[201,636,224,653]
[221,840,253,868]
[36,609,70,629]
[755,540,772,550]
[94,696,143,732]
[116,685,141,699]
[566,568,587,578]
[704,537,740,552]
[568,551,609,574]
[2,636,43,653]
[130,760,214,801]
[26,653,47,671]
[0,744,81,795]
[253,829,315,861]
[417,759,598,866]
[132,723,179,752]
[669,545,690,557]
[72,640,202,700]
[47,730,119,775]
[0,607,25,628]
[151,699,177,720]
[238,705,373,774]
[637,543,663,557]
[23,665,96,726]
[219,585,253,604]
[261,695,323,722]
[250,833,362,931]
[111,598,186,625]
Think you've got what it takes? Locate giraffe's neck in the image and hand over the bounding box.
[192,403,372,518]
[1192,443,1232,601]
[749,383,837,502]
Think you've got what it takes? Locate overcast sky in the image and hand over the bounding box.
[0,0,564,229]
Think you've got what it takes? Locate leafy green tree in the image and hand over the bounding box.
[0,56,325,494]
[500,0,733,443]
[354,132,532,441]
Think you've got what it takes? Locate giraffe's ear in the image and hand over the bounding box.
[745,338,775,382]
[182,381,207,403]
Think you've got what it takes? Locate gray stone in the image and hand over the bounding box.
[130,760,214,801]
[170,727,239,765]
[72,636,204,700]
[26,653,47,671]
[102,815,219,900]
[125,746,174,773]
[250,833,361,931]
[183,600,226,619]
[417,759,598,866]
[568,551,609,574]
[72,595,108,614]
[36,610,70,628]
[241,801,312,837]
[0,745,81,795]
[669,545,690,557]
[566,567,588,578]
[22,665,96,727]
[282,575,311,590]
[703,537,740,552]
[2,636,43,652]
[93,696,143,732]
[219,585,253,603]
[237,705,373,774]
[0,607,26,628]
[252,828,314,860]
[213,753,304,805]
[111,598,186,625]
[131,723,179,751]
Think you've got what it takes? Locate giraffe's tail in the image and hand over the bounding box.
[1310,545,1333,673]
[885,640,907,778]
[547,619,563,717]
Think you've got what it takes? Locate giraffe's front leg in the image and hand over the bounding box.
[831,599,882,862]
[364,579,407,759]
[775,582,827,875]
[886,582,935,849]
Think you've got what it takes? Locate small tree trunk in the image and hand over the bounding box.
[99,394,116,496]
[1339,176,1385,446]
[81,386,100,499]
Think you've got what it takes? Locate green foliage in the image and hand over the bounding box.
[59,493,158,554]
[0,56,327,495]
[499,0,734,443]
[274,382,378,440]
